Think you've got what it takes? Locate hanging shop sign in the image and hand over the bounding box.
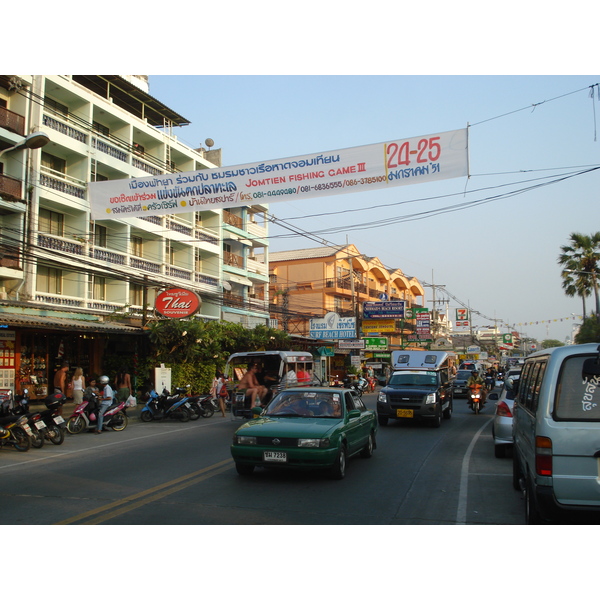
[155,288,201,319]
[89,129,468,220]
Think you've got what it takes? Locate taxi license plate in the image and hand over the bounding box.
[396,409,414,418]
[263,451,287,463]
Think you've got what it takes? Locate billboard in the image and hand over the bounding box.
[88,129,468,220]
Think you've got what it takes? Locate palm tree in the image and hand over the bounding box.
[558,232,600,316]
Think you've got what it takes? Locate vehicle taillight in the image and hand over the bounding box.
[495,401,512,418]
[535,436,553,476]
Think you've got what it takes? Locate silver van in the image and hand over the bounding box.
[512,343,600,524]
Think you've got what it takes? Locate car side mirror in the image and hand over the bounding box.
[347,409,361,419]
[488,392,499,401]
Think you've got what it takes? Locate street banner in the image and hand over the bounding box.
[88,129,468,220]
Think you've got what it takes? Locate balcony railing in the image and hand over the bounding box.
[0,173,23,201]
[38,234,84,255]
[92,136,128,163]
[223,211,243,229]
[40,167,86,200]
[0,106,25,136]
[224,250,243,268]
[42,114,88,144]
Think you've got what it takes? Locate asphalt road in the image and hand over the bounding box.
[0,388,525,525]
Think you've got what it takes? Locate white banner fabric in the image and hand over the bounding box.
[88,128,468,220]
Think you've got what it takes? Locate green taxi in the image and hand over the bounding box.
[230,387,377,479]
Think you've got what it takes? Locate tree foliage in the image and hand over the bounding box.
[142,320,293,393]
[575,315,600,344]
[558,232,600,316]
[541,339,564,349]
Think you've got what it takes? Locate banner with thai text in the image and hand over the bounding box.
[88,129,468,220]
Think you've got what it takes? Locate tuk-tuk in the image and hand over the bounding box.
[223,351,318,418]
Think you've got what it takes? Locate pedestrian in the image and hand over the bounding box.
[96,375,114,434]
[114,369,132,404]
[71,367,85,405]
[215,372,228,417]
[53,362,69,415]
[53,361,69,395]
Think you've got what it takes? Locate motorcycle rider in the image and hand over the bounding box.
[96,375,114,434]
[467,370,486,406]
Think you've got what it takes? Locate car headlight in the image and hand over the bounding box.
[378,391,388,403]
[298,438,330,448]
[425,393,437,405]
[235,435,257,445]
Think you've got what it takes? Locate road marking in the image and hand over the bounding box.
[456,418,492,525]
[55,458,233,525]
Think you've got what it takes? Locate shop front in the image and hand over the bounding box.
[0,310,145,401]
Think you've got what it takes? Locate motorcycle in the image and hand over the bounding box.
[468,385,486,414]
[38,392,67,445]
[139,388,193,423]
[67,395,128,434]
[187,393,215,419]
[5,390,48,449]
[0,413,33,452]
[485,375,495,390]
[344,375,369,398]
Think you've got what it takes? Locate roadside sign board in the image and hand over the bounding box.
[338,340,365,349]
[363,301,405,319]
[363,337,388,350]
[361,319,396,333]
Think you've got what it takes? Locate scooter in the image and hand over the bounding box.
[468,385,486,414]
[7,390,48,448]
[67,396,128,434]
[139,388,193,422]
[187,393,215,419]
[38,392,67,445]
[0,413,33,452]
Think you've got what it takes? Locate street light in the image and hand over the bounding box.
[0,131,50,158]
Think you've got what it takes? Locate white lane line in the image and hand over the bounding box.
[456,418,492,525]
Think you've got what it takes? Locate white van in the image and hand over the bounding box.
[512,343,600,524]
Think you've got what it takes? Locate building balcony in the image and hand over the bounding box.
[0,173,23,201]
[42,114,88,144]
[224,250,243,268]
[0,106,25,136]
[223,211,243,229]
[40,167,86,200]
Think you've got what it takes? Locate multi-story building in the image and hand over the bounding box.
[268,243,425,349]
[0,75,269,398]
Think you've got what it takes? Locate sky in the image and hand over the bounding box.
[147,74,600,344]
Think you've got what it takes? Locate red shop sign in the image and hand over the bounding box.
[155,288,201,319]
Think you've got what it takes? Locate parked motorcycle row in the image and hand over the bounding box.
[140,386,215,423]
[0,390,67,452]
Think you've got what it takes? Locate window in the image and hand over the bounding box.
[518,360,547,413]
[41,152,66,174]
[194,248,202,272]
[555,355,600,421]
[37,266,62,294]
[89,275,106,301]
[93,121,110,137]
[39,208,64,237]
[195,213,202,227]
[129,283,143,306]
[131,236,143,257]
[44,97,68,119]
[93,224,107,248]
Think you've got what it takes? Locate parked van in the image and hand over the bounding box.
[512,343,600,524]
[223,351,318,416]
[376,350,453,428]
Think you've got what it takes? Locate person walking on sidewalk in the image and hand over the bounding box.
[96,375,114,434]
[71,367,85,405]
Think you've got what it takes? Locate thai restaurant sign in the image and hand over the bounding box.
[88,129,468,220]
[155,288,201,319]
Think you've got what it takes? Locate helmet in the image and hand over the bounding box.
[99,375,109,385]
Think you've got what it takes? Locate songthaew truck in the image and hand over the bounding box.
[376,350,454,428]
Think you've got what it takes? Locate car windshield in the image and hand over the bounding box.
[389,372,437,387]
[455,371,472,381]
[264,391,343,418]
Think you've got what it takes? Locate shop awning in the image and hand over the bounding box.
[0,311,145,334]
[225,274,253,287]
